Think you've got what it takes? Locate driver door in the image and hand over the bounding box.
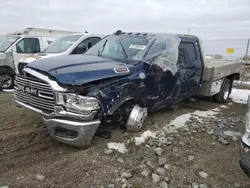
[13,37,41,63]
[144,62,178,111]
[176,41,203,101]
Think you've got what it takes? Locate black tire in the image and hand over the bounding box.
[0,67,15,89]
[214,78,232,103]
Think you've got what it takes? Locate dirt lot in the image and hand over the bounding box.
[0,90,250,188]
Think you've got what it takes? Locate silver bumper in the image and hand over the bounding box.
[43,117,100,147]
[240,133,250,170]
[14,100,101,147]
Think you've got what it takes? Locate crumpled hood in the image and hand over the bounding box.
[19,53,60,63]
[27,55,134,85]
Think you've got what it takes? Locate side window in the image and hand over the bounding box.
[178,42,196,62]
[16,38,40,53]
[88,37,102,47]
[178,49,186,65]
[73,37,101,54]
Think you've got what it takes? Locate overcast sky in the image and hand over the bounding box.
[1,0,250,58]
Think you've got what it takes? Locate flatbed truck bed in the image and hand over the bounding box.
[199,59,242,97]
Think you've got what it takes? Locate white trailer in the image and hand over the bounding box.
[7,27,78,38]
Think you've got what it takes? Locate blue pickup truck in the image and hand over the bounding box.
[13,31,241,147]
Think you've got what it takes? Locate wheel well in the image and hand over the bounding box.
[104,99,136,129]
[225,74,239,94]
[226,73,240,82]
[108,98,136,115]
[0,65,15,75]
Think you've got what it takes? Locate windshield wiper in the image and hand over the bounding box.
[118,41,129,63]
[98,39,108,57]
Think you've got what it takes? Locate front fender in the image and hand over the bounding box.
[107,97,135,115]
[88,81,142,117]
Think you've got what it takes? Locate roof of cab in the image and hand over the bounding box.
[112,30,199,41]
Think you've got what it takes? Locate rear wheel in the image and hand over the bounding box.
[0,68,15,89]
[214,78,231,103]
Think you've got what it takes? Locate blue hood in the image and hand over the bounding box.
[27,55,134,85]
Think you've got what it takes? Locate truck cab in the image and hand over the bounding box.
[0,27,81,89]
[0,35,55,89]
[13,31,240,147]
[15,33,104,75]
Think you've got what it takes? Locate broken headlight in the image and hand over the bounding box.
[55,92,99,114]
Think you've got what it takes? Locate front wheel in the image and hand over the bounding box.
[0,68,15,89]
[126,105,148,132]
[214,78,232,103]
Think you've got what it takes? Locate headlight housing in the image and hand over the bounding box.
[55,92,99,114]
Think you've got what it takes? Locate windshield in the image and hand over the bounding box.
[85,35,150,62]
[0,36,19,52]
[42,35,83,53]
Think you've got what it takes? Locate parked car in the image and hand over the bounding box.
[14,31,241,147]
[240,94,250,177]
[0,27,78,89]
[15,33,105,75]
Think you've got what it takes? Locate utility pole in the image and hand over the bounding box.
[245,39,250,61]
[241,39,250,85]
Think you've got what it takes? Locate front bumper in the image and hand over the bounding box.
[43,117,100,147]
[240,132,250,177]
[14,100,101,147]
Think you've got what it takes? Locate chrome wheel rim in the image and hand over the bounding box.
[126,105,148,132]
[0,75,12,88]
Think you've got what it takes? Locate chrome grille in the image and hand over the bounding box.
[14,75,55,113]
[18,62,28,75]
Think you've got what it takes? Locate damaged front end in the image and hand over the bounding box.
[14,67,101,147]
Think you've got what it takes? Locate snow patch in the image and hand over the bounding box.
[134,130,156,146]
[164,108,219,133]
[165,113,192,132]
[212,108,220,112]
[223,130,242,141]
[107,142,128,154]
[220,105,228,109]
[2,89,14,92]
[230,89,250,104]
[193,109,219,117]
[234,80,250,85]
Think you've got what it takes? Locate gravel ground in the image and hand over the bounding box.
[0,90,250,188]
